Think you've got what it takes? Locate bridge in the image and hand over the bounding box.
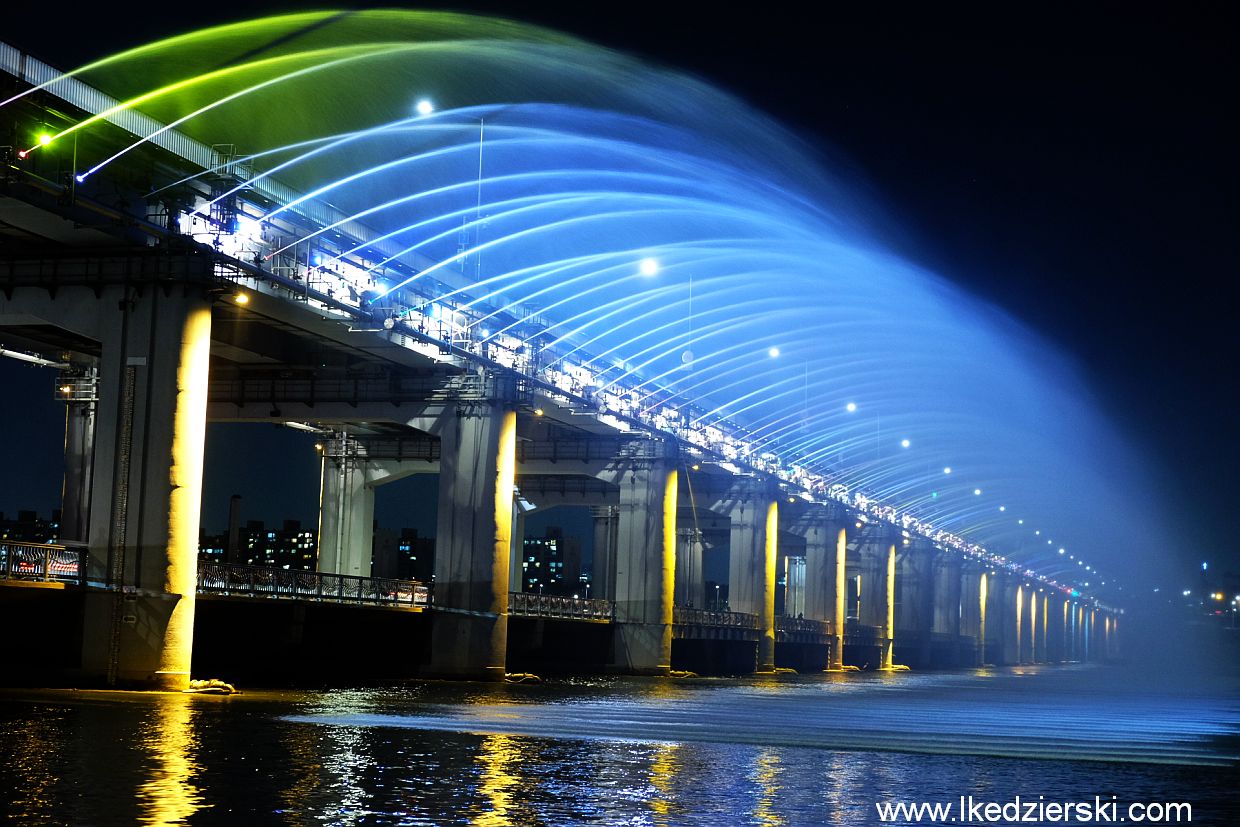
[0,37,1119,688]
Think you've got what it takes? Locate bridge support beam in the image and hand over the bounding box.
[591,506,618,601]
[60,393,96,543]
[429,406,516,680]
[960,565,985,666]
[984,570,1009,665]
[857,529,896,670]
[674,527,705,609]
[786,505,845,671]
[896,540,936,668]
[611,460,677,675]
[726,487,778,673]
[75,288,211,690]
[933,553,963,665]
[318,445,436,578]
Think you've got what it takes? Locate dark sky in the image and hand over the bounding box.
[1,3,1235,583]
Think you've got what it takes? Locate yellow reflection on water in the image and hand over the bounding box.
[138,694,206,825]
[473,733,522,826]
[752,748,785,826]
[649,742,680,824]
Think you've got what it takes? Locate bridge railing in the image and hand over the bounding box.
[673,606,760,629]
[776,616,832,637]
[197,561,428,608]
[508,591,614,620]
[843,620,883,646]
[0,541,85,584]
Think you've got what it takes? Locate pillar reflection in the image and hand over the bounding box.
[751,748,785,826]
[473,734,522,826]
[648,742,681,825]
[137,695,204,826]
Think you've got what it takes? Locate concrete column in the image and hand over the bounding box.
[317,444,375,577]
[727,491,778,673]
[960,565,984,666]
[60,392,96,543]
[896,541,936,667]
[984,571,1008,665]
[1005,579,1021,665]
[79,288,212,690]
[857,530,896,670]
[508,497,526,592]
[590,505,618,600]
[429,406,516,680]
[1037,592,1049,662]
[1026,587,1037,663]
[674,527,704,608]
[787,506,845,670]
[612,460,677,675]
[933,554,963,640]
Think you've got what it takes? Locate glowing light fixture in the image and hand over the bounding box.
[1058,548,1065,554]
[900,438,910,448]
[943,467,952,474]
[234,293,249,305]
[973,488,982,495]
[415,99,435,116]
[37,133,52,146]
[639,257,659,276]
[846,402,857,413]
[768,346,780,358]
[533,408,544,416]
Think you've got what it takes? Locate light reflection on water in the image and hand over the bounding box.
[0,663,1237,825]
[137,695,206,825]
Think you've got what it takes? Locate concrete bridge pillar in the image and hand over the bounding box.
[726,485,779,673]
[786,505,845,671]
[857,529,896,670]
[508,494,527,592]
[959,565,985,666]
[317,441,376,578]
[611,459,678,675]
[318,442,436,578]
[896,540,937,667]
[1004,579,1022,665]
[429,406,517,680]
[591,505,618,600]
[674,527,705,608]
[1036,592,1049,663]
[984,571,1009,665]
[79,288,213,689]
[60,388,96,543]
[1051,594,1068,662]
[933,553,963,640]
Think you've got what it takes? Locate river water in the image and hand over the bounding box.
[2,658,1237,825]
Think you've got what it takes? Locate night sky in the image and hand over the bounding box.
[1,3,1234,587]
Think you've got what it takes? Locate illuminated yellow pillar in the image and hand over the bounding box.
[727,489,778,673]
[1039,593,1049,662]
[832,526,846,670]
[429,406,516,680]
[1015,585,1024,664]
[978,571,989,665]
[79,288,212,690]
[612,459,677,675]
[878,541,896,670]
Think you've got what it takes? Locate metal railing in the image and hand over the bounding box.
[197,561,428,608]
[673,606,760,629]
[508,591,614,620]
[776,615,832,637]
[0,541,85,583]
[843,620,883,645]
